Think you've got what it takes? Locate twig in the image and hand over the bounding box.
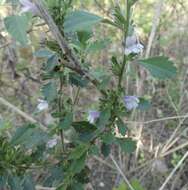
[36,185,56,190]
[124,114,188,125]
[161,141,188,157]
[110,155,135,190]
[145,0,164,58]
[0,42,11,49]
[159,151,188,190]
[93,156,116,170]
[33,0,100,89]
[0,97,46,130]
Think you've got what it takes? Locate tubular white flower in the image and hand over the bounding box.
[19,0,38,15]
[124,34,144,55]
[87,110,100,124]
[124,96,140,111]
[37,99,48,111]
[46,138,58,148]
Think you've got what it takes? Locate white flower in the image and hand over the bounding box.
[37,99,48,111]
[46,138,58,148]
[87,110,100,124]
[124,96,140,111]
[124,34,144,55]
[19,0,38,15]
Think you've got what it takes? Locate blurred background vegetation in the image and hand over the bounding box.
[0,0,188,189]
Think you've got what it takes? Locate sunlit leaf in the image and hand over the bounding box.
[138,56,177,79]
[64,10,102,32]
[4,15,29,45]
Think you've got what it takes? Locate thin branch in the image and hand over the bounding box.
[0,97,46,130]
[0,42,11,49]
[110,155,136,190]
[124,114,188,125]
[161,141,188,157]
[33,0,100,89]
[159,151,188,190]
[36,186,56,190]
[145,0,164,58]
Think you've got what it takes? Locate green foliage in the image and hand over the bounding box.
[4,15,29,45]
[138,56,177,79]
[69,73,89,87]
[1,0,178,189]
[64,10,103,33]
[42,81,58,103]
[34,49,54,58]
[137,97,151,110]
[116,138,136,153]
[72,121,97,142]
[116,118,127,136]
[113,179,145,190]
[11,124,49,149]
[59,112,73,130]
[96,109,111,129]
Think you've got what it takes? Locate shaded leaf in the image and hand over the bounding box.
[70,153,86,174]
[8,175,22,190]
[69,73,89,87]
[69,144,89,160]
[23,175,36,190]
[72,121,97,142]
[11,124,49,149]
[42,81,57,102]
[59,112,73,130]
[116,138,136,153]
[137,98,151,110]
[97,109,111,129]
[116,119,127,136]
[101,143,111,157]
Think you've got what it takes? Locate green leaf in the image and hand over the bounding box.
[113,182,128,190]
[137,98,151,110]
[113,179,144,190]
[8,175,22,190]
[70,153,86,174]
[116,119,127,136]
[64,10,103,32]
[72,121,97,142]
[116,138,136,153]
[34,49,54,58]
[43,166,64,187]
[69,73,89,87]
[42,81,57,102]
[45,54,58,72]
[138,56,177,79]
[4,15,29,45]
[59,112,73,130]
[22,175,36,190]
[69,144,89,160]
[97,109,111,129]
[89,145,99,156]
[71,182,84,190]
[0,176,7,188]
[101,143,111,157]
[128,0,138,6]
[102,132,115,144]
[111,56,121,76]
[131,179,145,190]
[86,39,111,53]
[11,124,49,149]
